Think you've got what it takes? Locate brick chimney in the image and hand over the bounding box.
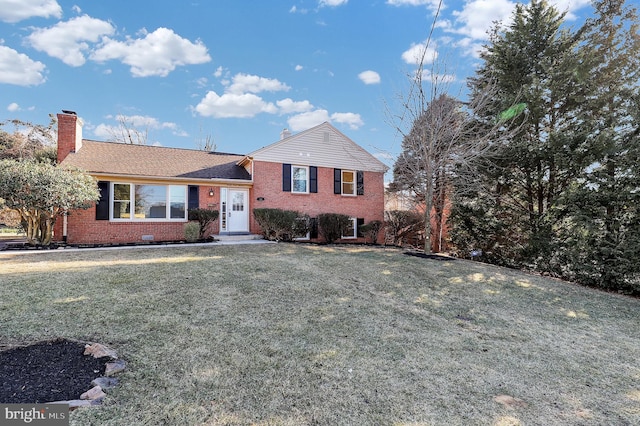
[57,110,83,163]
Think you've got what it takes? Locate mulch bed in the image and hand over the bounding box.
[0,338,109,403]
[403,251,456,261]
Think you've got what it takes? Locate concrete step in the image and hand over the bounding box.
[215,233,264,242]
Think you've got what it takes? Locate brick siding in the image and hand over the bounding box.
[54,185,220,244]
[250,160,385,243]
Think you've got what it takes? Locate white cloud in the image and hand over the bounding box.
[0,0,62,23]
[331,112,364,129]
[91,27,211,77]
[114,114,178,130]
[288,110,331,131]
[225,73,290,94]
[0,45,46,86]
[94,114,182,139]
[214,66,224,78]
[451,0,515,41]
[402,41,438,65]
[551,0,592,19]
[276,98,314,114]
[295,64,303,71]
[358,70,381,85]
[287,109,363,131]
[444,0,593,58]
[386,0,442,10]
[26,15,115,66]
[195,91,277,118]
[93,123,116,139]
[319,0,348,7]
[7,102,20,112]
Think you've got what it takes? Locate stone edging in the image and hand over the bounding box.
[47,342,125,411]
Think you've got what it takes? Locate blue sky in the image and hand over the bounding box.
[1,0,594,167]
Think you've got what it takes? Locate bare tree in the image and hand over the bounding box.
[0,117,57,162]
[195,125,216,152]
[388,0,524,253]
[107,114,148,145]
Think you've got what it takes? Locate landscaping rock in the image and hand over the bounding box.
[84,342,118,359]
[105,359,126,376]
[80,385,106,400]
[91,376,119,390]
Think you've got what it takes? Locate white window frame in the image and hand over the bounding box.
[341,217,358,239]
[292,165,309,194]
[110,183,187,221]
[293,216,311,241]
[341,170,356,196]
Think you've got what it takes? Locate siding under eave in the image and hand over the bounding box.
[248,122,387,172]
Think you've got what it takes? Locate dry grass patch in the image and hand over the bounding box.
[0,244,638,425]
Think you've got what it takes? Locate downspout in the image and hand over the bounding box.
[63,212,68,242]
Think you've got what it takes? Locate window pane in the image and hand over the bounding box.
[342,171,355,195]
[292,166,307,193]
[113,184,131,219]
[170,186,186,219]
[342,218,356,238]
[135,185,167,219]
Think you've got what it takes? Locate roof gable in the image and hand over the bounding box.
[248,122,387,172]
[60,140,250,181]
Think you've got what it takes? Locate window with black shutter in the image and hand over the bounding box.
[357,218,365,237]
[334,168,342,194]
[310,166,318,193]
[283,164,292,192]
[357,171,364,195]
[188,185,199,210]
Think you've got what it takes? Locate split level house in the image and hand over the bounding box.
[54,111,388,245]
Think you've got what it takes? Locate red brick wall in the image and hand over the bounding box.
[250,161,385,243]
[54,184,220,245]
[57,113,78,163]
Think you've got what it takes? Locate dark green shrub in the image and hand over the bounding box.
[188,208,219,240]
[253,208,309,241]
[318,213,351,244]
[359,220,383,244]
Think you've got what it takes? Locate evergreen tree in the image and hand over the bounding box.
[454,0,586,266]
[559,0,640,292]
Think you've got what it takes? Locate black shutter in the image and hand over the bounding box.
[357,171,364,195]
[188,185,199,210]
[310,166,318,193]
[334,168,342,194]
[357,218,365,237]
[95,181,110,220]
[283,164,292,192]
[310,217,318,239]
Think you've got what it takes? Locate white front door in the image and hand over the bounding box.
[227,189,249,233]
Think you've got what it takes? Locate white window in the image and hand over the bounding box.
[341,170,356,196]
[111,183,187,221]
[292,165,309,194]
[342,217,357,239]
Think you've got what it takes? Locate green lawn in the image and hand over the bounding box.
[1,244,638,425]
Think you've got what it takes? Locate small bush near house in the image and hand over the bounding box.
[253,208,309,241]
[385,210,423,247]
[359,220,383,244]
[188,208,219,240]
[318,213,351,244]
[184,222,200,242]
